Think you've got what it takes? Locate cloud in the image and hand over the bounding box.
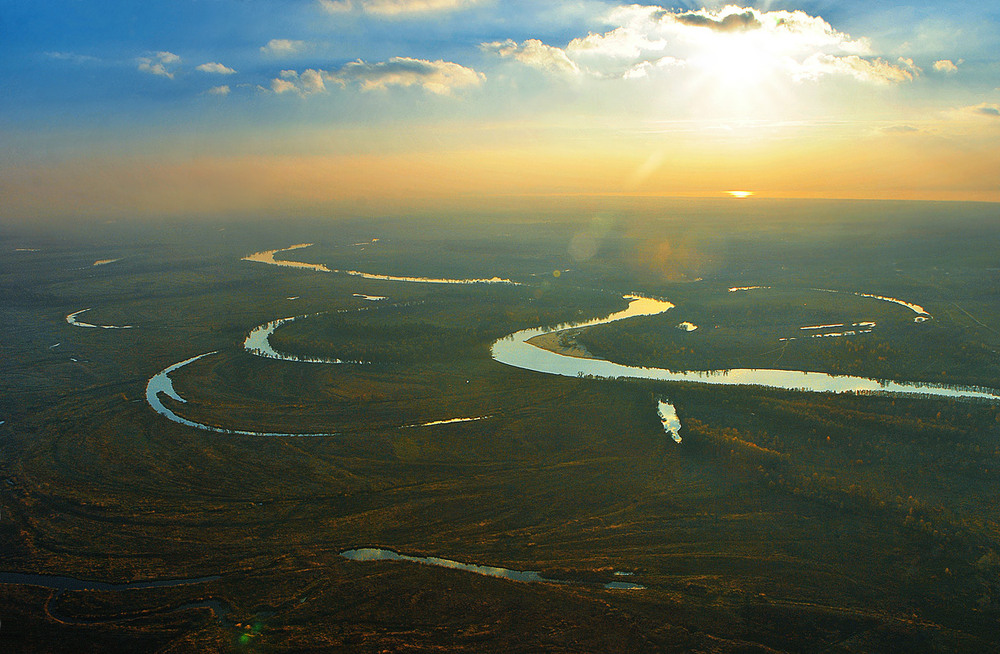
[260,39,309,56]
[481,39,580,75]
[969,103,1000,117]
[137,51,180,78]
[206,85,231,96]
[270,69,327,96]
[621,56,683,80]
[481,5,912,84]
[933,59,958,73]
[196,62,237,75]
[880,124,920,134]
[328,57,484,94]
[795,55,919,84]
[45,51,99,64]
[271,78,298,94]
[674,9,760,32]
[318,0,485,15]
[318,0,353,11]
[567,27,666,59]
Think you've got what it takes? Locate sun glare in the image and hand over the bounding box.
[683,30,795,120]
[698,33,774,89]
[725,190,754,198]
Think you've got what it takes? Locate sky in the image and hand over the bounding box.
[2,0,999,220]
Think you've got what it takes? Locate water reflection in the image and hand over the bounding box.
[657,399,682,443]
[335,269,519,285]
[341,548,645,590]
[145,352,336,436]
[242,244,331,273]
[0,571,220,592]
[491,296,1000,402]
[66,308,133,329]
[244,315,366,364]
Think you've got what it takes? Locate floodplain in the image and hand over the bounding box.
[2,198,1000,652]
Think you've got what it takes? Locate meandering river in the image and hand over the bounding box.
[490,295,1000,402]
[148,287,1000,438]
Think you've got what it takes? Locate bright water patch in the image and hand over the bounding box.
[405,416,492,428]
[0,572,220,592]
[335,269,519,285]
[341,548,645,590]
[145,352,336,436]
[657,399,682,443]
[677,322,698,332]
[491,296,1000,402]
[244,315,366,364]
[814,288,932,322]
[66,308,133,329]
[605,581,646,590]
[242,244,331,273]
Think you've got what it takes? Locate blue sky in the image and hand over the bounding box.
[2,1,999,217]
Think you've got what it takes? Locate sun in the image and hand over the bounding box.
[681,17,801,121]
[725,190,754,198]
[698,31,775,89]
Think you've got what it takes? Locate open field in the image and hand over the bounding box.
[2,199,1000,652]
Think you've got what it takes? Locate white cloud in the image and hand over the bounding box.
[567,27,666,60]
[318,0,485,15]
[328,57,484,94]
[933,59,959,73]
[481,39,580,75]
[270,69,327,96]
[272,78,299,94]
[482,5,915,85]
[45,51,99,64]
[260,39,309,56]
[795,55,919,84]
[206,85,231,95]
[137,51,181,78]
[622,56,683,80]
[300,69,327,94]
[196,62,237,75]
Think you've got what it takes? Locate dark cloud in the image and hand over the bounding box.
[675,10,761,32]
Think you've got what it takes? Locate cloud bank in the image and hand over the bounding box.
[272,58,484,96]
[482,5,918,85]
[481,39,580,75]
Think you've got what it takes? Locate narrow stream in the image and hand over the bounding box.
[341,548,644,590]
